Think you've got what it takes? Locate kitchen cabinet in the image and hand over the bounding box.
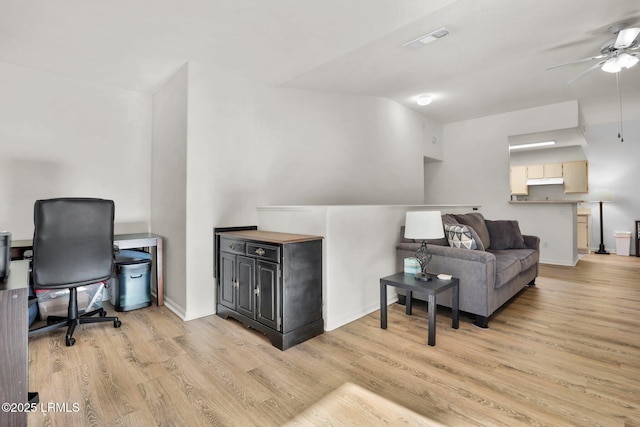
[509,160,588,196]
[527,163,562,179]
[563,160,588,193]
[510,165,528,195]
[577,208,591,254]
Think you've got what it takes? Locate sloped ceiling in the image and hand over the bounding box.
[1,0,639,125]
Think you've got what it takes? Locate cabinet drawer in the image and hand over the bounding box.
[220,238,246,255]
[246,243,280,263]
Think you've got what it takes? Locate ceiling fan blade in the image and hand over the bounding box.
[546,55,606,70]
[614,27,640,48]
[567,60,607,84]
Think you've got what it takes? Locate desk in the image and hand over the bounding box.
[380,272,459,346]
[0,260,36,427]
[11,233,164,306]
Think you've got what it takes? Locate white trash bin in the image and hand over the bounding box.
[614,231,631,256]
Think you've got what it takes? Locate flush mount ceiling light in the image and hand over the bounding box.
[403,27,449,48]
[416,95,432,106]
[508,141,556,151]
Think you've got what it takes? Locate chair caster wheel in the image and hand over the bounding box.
[114,320,122,328]
[66,337,76,347]
[99,310,107,317]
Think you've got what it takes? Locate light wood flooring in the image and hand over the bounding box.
[27,253,640,426]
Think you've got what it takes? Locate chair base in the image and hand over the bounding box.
[29,287,121,346]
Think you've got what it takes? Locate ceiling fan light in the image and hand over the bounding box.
[618,53,639,69]
[601,57,621,73]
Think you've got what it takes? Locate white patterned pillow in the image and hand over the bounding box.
[445,224,480,250]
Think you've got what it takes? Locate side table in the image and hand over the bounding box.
[380,272,459,346]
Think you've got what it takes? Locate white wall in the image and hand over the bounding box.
[424,101,583,265]
[0,62,152,239]
[151,63,189,315]
[583,120,640,255]
[258,204,480,331]
[181,60,442,320]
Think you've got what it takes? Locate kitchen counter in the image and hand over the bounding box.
[509,200,584,204]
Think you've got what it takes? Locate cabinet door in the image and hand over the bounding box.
[219,252,237,310]
[236,256,255,319]
[544,163,563,178]
[510,165,528,195]
[255,260,280,331]
[527,164,544,179]
[577,215,590,253]
[563,161,588,193]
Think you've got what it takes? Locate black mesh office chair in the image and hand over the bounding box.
[28,198,121,346]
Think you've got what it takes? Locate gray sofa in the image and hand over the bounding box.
[396,212,539,328]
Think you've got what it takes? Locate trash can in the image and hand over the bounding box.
[109,250,152,311]
[614,231,632,256]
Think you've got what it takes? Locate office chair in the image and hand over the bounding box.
[28,198,121,346]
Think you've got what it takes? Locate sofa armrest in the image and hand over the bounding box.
[396,243,497,317]
[522,235,540,252]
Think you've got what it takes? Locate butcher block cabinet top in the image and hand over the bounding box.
[219,229,323,244]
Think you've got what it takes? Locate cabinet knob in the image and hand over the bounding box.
[254,287,260,295]
[229,243,236,250]
[255,248,266,256]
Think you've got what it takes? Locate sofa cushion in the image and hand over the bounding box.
[490,248,538,272]
[493,254,521,288]
[485,220,527,250]
[454,212,491,249]
[444,224,485,251]
[441,213,459,226]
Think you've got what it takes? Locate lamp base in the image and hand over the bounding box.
[595,243,609,255]
[414,272,432,281]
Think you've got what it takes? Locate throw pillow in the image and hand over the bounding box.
[444,224,484,251]
[485,220,527,250]
[454,212,491,249]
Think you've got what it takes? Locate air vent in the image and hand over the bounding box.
[403,27,449,48]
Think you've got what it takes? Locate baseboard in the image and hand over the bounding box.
[325,296,398,331]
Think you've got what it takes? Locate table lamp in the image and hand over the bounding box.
[589,188,613,255]
[404,211,444,281]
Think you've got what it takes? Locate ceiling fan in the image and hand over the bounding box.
[547,24,640,142]
[547,24,640,83]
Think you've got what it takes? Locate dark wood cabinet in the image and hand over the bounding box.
[215,230,323,350]
[1,260,37,427]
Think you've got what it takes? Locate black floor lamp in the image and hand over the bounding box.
[591,188,612,255]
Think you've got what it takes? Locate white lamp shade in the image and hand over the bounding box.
[404,211,444,240]
[589,188,613,203]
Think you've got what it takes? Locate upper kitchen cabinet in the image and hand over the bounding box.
[562,160,588,193]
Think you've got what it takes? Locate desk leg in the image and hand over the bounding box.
[428,294,436,346]
[380,282,387,329]
[452,284,459,329]
[156,238,164,306]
